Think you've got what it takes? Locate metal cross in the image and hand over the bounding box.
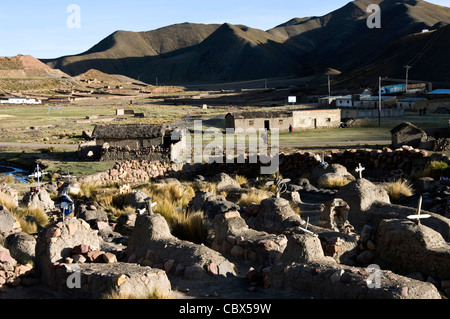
[62,170,76,182]
[265,169,291,198]
[407,196,431,225]
[28,164,48,190]
[355,163,366,179]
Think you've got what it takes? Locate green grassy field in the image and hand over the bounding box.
[1,99,448,177]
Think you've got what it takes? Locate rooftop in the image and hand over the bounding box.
[427,89,450,95]
[93,124,171,139]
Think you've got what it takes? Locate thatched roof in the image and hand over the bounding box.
[390,122,425,135]
[93,124,170,139]
[226,111,293,119]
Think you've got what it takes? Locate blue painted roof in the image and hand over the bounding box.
[427,89,450,95]
[398,98,426,102]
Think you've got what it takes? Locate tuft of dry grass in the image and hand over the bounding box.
[171,211,210,245]
[0,191,18,211]
[318,175,351,190]
[12,207,50,234]
[101,288,170,300]
[237,190,270,206]
[384,179,414,201]
[0,174,15,184]
[235,175,248,188]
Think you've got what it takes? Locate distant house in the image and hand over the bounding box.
[79,123,186,162]
[426,89,450,99]
[0,97,41,105]
[318,96,342,108]
[225,109,341,131]
[92,123,173,149]
[390,122,428,149]
[397,98,426,110]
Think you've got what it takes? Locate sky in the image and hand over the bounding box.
[0,0,449,59]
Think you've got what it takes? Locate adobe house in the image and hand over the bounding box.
[225,109,341,131]
[225,111,293,131]
[390,122,428,149]
[78,123,186,162]
[93,123,173,149]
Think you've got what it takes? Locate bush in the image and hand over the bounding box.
[237,190,270,206]
[383,179,414,201]
[318,175,351,190]
[424,161,450,179]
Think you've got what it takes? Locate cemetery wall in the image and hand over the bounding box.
[77,146,450,186]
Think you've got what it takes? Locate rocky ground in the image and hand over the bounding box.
[1,149,450,301]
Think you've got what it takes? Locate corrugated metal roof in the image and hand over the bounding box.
[427,89,450,95]
[398,98,426,102]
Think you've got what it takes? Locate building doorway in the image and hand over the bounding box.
[264,120,270,131]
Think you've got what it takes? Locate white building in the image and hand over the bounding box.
[0,97,42,105]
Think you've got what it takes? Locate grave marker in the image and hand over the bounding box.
[265,169,290,198]
[407,196,431,225]
[28,164,48,191]
[355,163,366,179]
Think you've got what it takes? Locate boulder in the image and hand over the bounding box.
[213,211,288,267]
[4,232,36,264]
[212,173,241,192]
[22,188,55,212]
[279,233,330,264]
[35,218,102,288]
[58,181,81,197]
[126,212,237,279]
[123,191,149,209]
[76,202,109,227]
[309,164,355,187]
[0,206,21,236]
[251,197,302,234]
[56,262,172,299]
[336,179,390,230]
[189,191,240,220]
[376,219,450,280]
[114,213,137,236]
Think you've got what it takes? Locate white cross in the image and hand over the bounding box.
[28,164,48,190]
[355,163,366,179]
[407,196,431,225]
[62,171,76,181]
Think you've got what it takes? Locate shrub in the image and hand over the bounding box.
[171,211,210,245]
[235,175,248,188]
[101,287,170,299]
[237,190,270,206]
[12,207,50,234]
[318,175,351,189]
[0,191,18,211]
[384,179,414,201]
[423,161,450,179]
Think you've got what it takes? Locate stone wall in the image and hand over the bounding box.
[77,146,450,187]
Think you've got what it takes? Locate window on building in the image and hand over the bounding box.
[326,118,331,122]
[279,120,284,125]
[249,120,254,126]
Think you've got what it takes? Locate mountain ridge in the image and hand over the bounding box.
[42,0,450,86]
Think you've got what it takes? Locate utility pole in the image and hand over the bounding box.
[404,65,411,91]
[378,76,382,127]
[328,74,331,97]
